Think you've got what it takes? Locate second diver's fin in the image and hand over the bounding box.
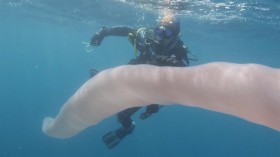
[102,123,135,149]
[89,68,99,78]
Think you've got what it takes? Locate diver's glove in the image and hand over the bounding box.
[90,26,110,46]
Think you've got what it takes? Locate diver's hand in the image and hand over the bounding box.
[90,26,109,46]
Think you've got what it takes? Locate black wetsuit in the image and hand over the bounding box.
[102,26,190,129]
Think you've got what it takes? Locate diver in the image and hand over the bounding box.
[90,13,191,149]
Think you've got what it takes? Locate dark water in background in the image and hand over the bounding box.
[0,0,280,157]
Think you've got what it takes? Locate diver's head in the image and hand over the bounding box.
[155,14,180,40]
[154,14,180,49]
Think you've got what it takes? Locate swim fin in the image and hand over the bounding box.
[89,68,99,78]
[102,123,135,149]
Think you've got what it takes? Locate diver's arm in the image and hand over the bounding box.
[90,26,134,46]
[180,47,189,67]
[174,40,189,67]
[105,26,134,36]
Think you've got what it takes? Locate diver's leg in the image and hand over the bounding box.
[117,107,141,129]
[140,104,162,120]
[102,107,141,149]
[146,104,161,113]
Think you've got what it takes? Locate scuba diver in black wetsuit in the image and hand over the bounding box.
[90,14,191,149]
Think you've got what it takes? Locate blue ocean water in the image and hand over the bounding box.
[0,0,280,157]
